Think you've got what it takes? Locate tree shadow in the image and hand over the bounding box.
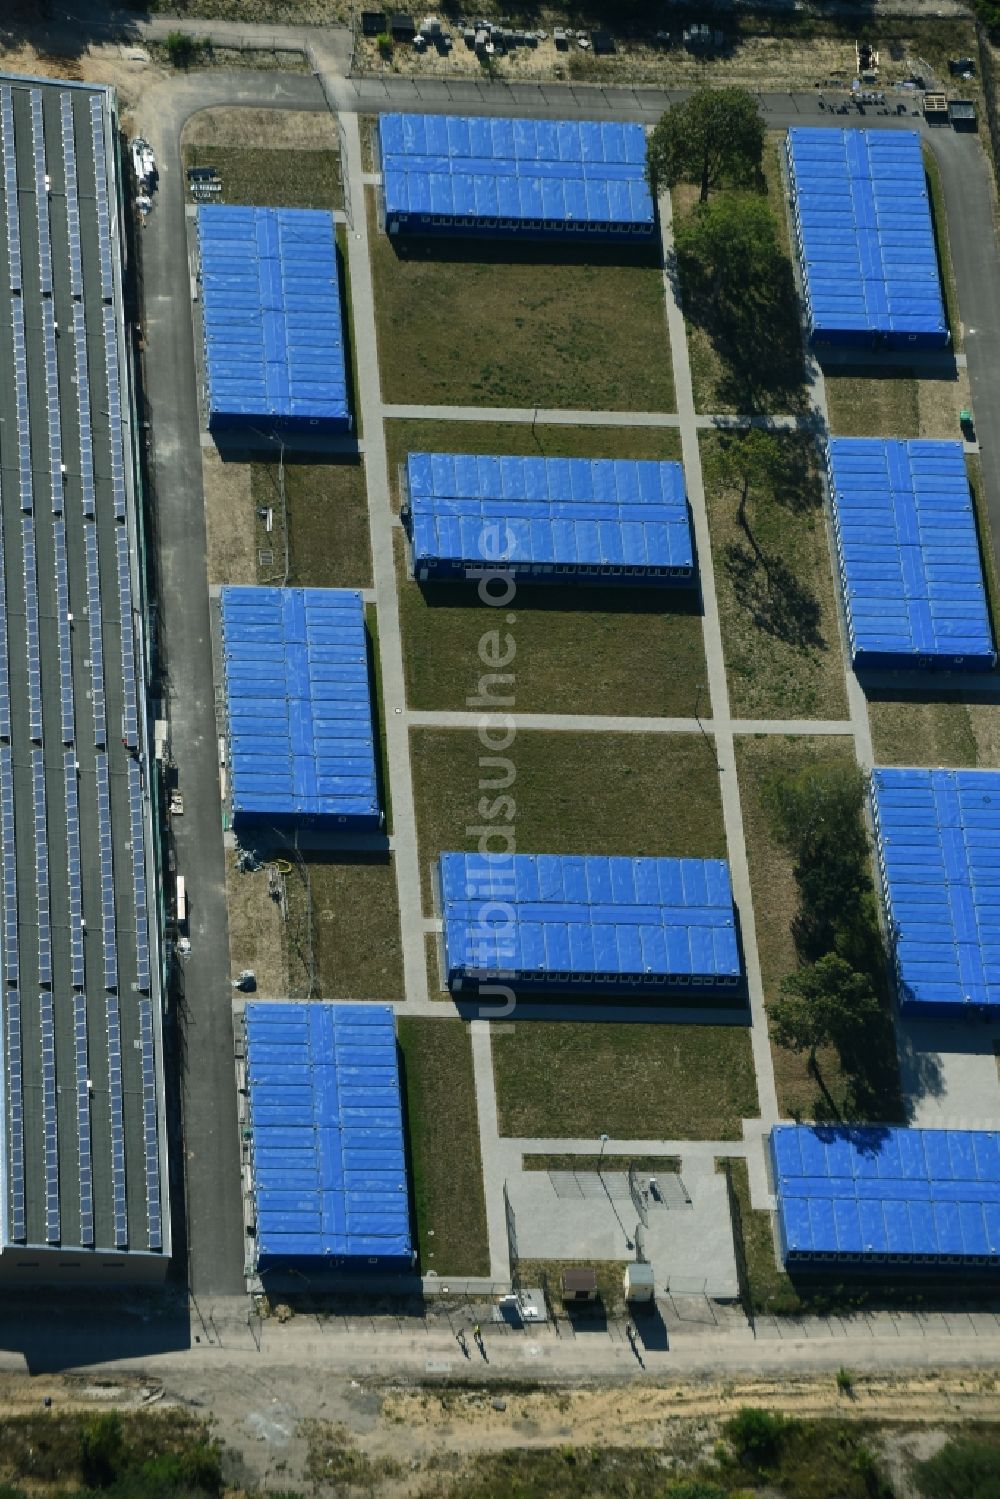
[723,541,825,650]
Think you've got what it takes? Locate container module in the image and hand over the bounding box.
[220,587,381,831]
[786,128,948,349]
[439,851,742,996]
[826,438,995,670]
[772,1124,1000,1268]
[871,767,1000,1017]
[198,205,350,432]
[244,1002,412,1274]
[378,113,655,239]
[403,452,694,585]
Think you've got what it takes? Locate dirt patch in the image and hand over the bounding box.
[0,41,168,111]
[203,451,256,587]
[224,849,289,998]
[182,106,337,151]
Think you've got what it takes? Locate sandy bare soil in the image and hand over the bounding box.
[0,40,167,116]
[203,451,256,587]
[182,105,338,150]
[224,849,289,998]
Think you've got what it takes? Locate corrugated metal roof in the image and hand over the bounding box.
[787,128,949,348]
[245,1002,412,1271]
[871,767,1000,1016]
[379,113,655,234]
[405,452,694,582]
[827,438,995,669]
[440,852,741,992]
[198,205,350,430]
[772,1124,1000,1263]
[220,586,381,829]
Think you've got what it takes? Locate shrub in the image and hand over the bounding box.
[376,32,393,59]
[836,1366,854,1394]
[164,32,200,68]
[915,1436,1000,1499]
[79,1413,126,1489]
[724,1406,789,1470]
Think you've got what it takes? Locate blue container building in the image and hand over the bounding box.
[220,586,381,832]
[198,205,351,433]
[871,767,1000,1018]
[403,453,694,586]
[826,438,995,671]
[244,1003,413,1275]
[378,113,655,239]
[771,1124,1000,1269]
[786,128,948,349]
[440,852,742,996]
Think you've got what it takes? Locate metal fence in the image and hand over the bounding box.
[628,1162,649,1229]
[722,1159,755,1337]
[503,1181,519,1294]
[977,21,1000,180]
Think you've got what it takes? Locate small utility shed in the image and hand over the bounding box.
[871,767,1000,1017]
[826,438,995,671]
[786,128,948,349]
[243,1002,413,1275]
[198,205,350,433]
[439,852,742,996]
[220,587,381,832]
[771,1124,1000,1269]
[402,453,694,585]
[378,113,655,238]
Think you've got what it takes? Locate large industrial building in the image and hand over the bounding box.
[787,128,949,350]
[402,452,694,586]
[220,586,382,833]
[241,1002,412,1277]
[871,767,1000,1018]
[772,1125,1000,1269]
[0,75,168,1276]
[440,852,742,996]
[378,113,655,239]
[197,205,351,434]
[827,438,995,671]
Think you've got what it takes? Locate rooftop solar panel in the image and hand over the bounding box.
[89,97,114,302]
[1,87,21,293]
[105,991,127,1247]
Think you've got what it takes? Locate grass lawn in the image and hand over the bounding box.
[868,696,1000,769]
[251,458,372,588]
[367,191,675,411]
[676,143,808,416]
[395,534,706,718]
[522,1153,681,1173]
[410,728,727,911]
[736,733,903,1122]
[721,1157,800,1315]
[397,1017,490,1275]
[493,1021,758,1140]
[701,432,847,720]
[924,142,962,352]
[824,366,971,440]
[182,143,342,208]
[284,856,404,1001]
[385,419,682,511]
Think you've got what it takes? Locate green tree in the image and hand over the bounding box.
[715,428,783,564]
[674,192,779,308]
[648,88,765,202]
[770,954,882,1087]
[916,1436,1000,1499]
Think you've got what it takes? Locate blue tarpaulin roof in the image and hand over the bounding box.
[245,1002,412,1271]
[771,1124,1000,1263]
[827,438,995,669]
[871,767,1000,1016]
[440,852,741,991]
[198,205,350,430]
[379,113,654,231]
[786,128,948,347]
[220,586,381,828]
[406,453,694,578]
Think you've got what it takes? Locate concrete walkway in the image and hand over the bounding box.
[470,1021,512,1281]
[406,709,855,737]
[657,187,780,1129]
[337,113,428,1005]
[383,403,814,431]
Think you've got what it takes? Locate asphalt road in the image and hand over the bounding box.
[138,69,328,1296]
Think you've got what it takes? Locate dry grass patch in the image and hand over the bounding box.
[183,106,338,151]
[397,1017,490,1275]
[367,191,674,411]
[202,450,255,585]
[385,418,682,512]
[395,533,706,718]
[182,142,342,208]
[824,367,970,440]
[225,849,288,998]
[701,432,847,720]
[868,698,1000,769]
[736,733,901,1121]
[410,728,727,912]
[493,1021,758,1140]
[721,1157,799,1314]
[251,459,372,589]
